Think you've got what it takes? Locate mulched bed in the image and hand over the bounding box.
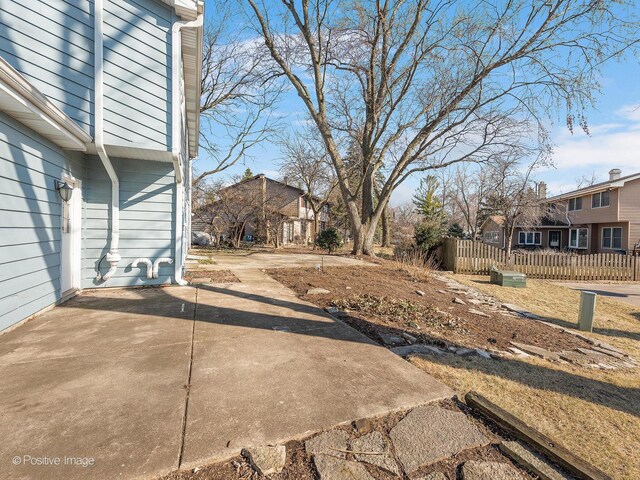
[267,265,589,352]
[183,269,240,283]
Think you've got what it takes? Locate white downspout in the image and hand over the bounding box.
[94,0,121,281]
[171,14,203,286]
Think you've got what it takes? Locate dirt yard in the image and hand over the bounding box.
[183,269,239,283]
[269,265,589,352]
[269,265,640,480]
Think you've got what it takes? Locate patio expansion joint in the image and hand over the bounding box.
[177,286,199,469]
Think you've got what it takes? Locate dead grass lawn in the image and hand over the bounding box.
[410,275,640,479]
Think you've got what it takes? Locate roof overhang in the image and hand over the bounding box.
[181,5,203,159]
[158,0,200,20]
[547,174,640,202]
[0,57,92,151]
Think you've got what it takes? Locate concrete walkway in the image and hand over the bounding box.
[192,251,376,270]
[1,270,451,480]
[558,282,640,307]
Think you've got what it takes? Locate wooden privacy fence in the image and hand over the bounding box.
[442,238,640,281]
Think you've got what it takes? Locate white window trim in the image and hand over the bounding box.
[518,231,542,246]
[602,227,622,250]
[591,191,611,209]
[569,227,589,250]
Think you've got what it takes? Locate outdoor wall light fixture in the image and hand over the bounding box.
[55,180,73,202]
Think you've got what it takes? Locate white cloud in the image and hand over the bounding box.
[615,103,640,122]
[540,106,640,183]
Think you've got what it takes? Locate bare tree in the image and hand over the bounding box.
[278,131,338,247]
[193,6,284,186]
[208,181,265,248]
[482,158,544,257]
[390,202,420,248]
[241,0,638,255]
[450,166,491,240]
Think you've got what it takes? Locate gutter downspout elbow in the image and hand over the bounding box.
[153,258,174,279]
[95,0,120,282]
[171,13,203,286]
[132,258,153,279]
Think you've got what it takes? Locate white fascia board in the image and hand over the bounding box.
[0,58,92,150]
[156,0,200,20]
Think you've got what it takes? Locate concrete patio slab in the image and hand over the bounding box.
[1,270,452,480]
[0,287,197,480]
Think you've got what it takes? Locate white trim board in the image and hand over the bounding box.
[0,57,91,151]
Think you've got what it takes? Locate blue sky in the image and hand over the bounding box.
[196,2,640,206]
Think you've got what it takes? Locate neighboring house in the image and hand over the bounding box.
[479,169,640,254]
[194,175,330,246]
[479,215,506,249]
[479,213,570,251]
[545,169,640,254]
[0,1,204,329]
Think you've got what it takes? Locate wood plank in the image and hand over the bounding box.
[465,391,612,480]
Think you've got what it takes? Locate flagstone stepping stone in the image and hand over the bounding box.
[313,455,376,480]
[418,473,447,480]
[389,405,489,476]
[499,441,571,480]
[391,344,446,357]
[350,431,400,475]
[510,342,560,361]
[379,333,406,346]
[307,287,331,295]
[501,304,540,319]
[305,430,350,457]
[462,460,524,479]
[242,445,286,476]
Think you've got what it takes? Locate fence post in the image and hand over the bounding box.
[570,256,577,281]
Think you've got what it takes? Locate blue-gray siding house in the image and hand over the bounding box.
[0,0,204,330]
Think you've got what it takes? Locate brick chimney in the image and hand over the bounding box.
[609,168,621,180]
[537,181,547,199]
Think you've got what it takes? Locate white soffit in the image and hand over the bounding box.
[182,20,203,159]
[158,0,199,20]
[0,57,91,151]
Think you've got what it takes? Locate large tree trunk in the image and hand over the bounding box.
[381,205,391,247]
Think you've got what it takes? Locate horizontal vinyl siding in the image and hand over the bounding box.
[103,0,172,150]
[0,1,94,134]
[82,156,175,288]
[0,112,84,330]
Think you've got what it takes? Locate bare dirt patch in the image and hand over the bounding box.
[183,269,239,283]
[268,265,588,352]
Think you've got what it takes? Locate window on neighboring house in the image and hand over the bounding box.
[602,227,622,249]
[483,231,499,243]
[569,228,589,249]
[591,191,610,208]
[568,197,582,211]
[518,231,541,245]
